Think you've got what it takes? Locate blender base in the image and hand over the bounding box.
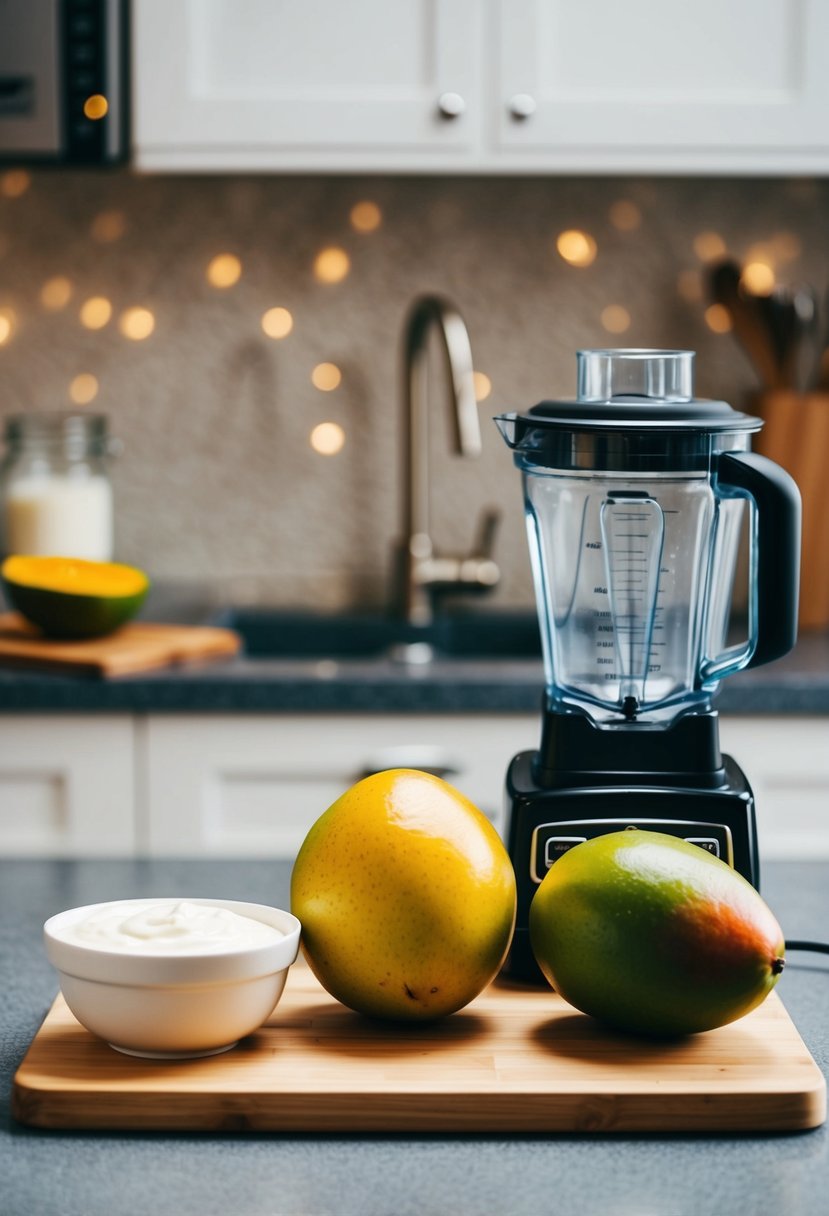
[501,742,759,985]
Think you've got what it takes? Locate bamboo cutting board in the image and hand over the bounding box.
[12,965,826,1133]
[0,613,240,676]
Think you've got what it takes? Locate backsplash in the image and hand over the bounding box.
[1,169,826,610]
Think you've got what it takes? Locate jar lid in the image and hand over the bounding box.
[3,412,109,457]
[4,412,108,442]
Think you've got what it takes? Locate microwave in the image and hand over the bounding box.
[0,0,127,164]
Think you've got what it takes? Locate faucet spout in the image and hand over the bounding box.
[395,294,500,627]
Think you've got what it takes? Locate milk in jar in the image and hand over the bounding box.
[0,413,114,560]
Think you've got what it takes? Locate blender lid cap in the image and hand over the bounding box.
[501,348,762,432]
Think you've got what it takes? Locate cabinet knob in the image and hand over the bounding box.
[508,93,537,120]
[437,91,466,119]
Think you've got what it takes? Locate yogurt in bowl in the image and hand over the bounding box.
[44,898,301,1059]
[62,899,286,953]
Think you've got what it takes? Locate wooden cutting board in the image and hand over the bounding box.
[0,613,240,676]
[12,965,825,1133]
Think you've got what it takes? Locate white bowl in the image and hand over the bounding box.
[44,898,301,1059]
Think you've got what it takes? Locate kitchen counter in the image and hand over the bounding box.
[2,857,829,1216]
[0,607,828,715]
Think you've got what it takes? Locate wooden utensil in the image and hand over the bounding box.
[709,259,780,388]
[769,285,819,391]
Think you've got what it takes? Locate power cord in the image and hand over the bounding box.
[784,940,829,955]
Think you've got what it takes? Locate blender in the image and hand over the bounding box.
[495,349,801,982]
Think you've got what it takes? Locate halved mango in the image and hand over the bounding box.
[1,555,149,639]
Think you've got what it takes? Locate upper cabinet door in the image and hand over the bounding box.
[496,0,829,173]
[133,0,483,170]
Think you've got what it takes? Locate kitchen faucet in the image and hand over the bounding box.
[394,294,500,627]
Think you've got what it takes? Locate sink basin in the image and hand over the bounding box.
[216,608,542,662]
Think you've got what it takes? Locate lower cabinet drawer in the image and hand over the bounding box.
[143,714,540,857]
[0,716,135,856]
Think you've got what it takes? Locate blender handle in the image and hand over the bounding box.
[714,450,801,670]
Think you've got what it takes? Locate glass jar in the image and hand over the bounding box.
[0,413,115,561]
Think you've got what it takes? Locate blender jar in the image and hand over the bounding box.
[496,350,800,723]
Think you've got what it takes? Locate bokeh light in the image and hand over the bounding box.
[741,262,775,295]
[79,296,112,330]
[600,305,631,334]
[206,254,242,288]
[692,231,727,262]
[473,372,492,402]
[91,210,126,243]
[609,200,642,232]
[313,247,350,283]
[68,374,99,405]
[261,307,293,338]
[119,307,155,340]
[350,201,382,232]
[704,304,733,333]
[0,310,14,345]
[556,229,597,267]
[40,276,73,310]
[310,422,346,455]
[1,170,30,198]
[311,362,342,391]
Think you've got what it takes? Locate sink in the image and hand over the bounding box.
[216,608,542,661]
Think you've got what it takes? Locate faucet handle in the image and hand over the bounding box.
[457,506,500,592]
[413,507,501,600]
[474,507,501,558]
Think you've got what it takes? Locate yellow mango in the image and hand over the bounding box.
[291,768,516,1020]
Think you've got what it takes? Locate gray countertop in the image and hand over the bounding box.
[2,857,829,1216]
[1,599,828,714]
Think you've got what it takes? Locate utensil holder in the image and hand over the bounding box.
[750,390,829,631]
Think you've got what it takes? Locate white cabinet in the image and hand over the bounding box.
[496,0,829,173]
[133,0,484,171]
[719,717,829,861]
[133,0,829,173]
[0,717,135,856]
[142,714,539,857]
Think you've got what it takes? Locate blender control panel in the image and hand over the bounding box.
[530,818,734,884]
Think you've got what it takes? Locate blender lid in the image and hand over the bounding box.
[497,348,762,434]
[513,396,761,430]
